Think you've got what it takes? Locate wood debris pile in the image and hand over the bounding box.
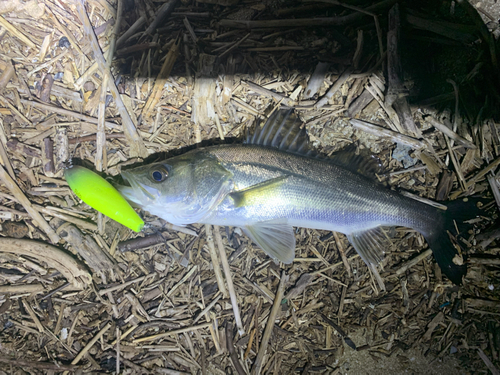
[0,0,499,373]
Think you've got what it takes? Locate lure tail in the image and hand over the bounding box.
[424,198,482,284]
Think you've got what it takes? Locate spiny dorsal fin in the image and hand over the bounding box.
[247,110,383,179]
[245,109,315,156]
[329,144,384,180]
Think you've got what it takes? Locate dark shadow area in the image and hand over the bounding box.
[112,0,500,123]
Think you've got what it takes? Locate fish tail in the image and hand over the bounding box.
[423,198,482,284]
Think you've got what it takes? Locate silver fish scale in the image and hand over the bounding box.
[201,144,439,237]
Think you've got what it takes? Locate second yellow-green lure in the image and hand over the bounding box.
[64,165,144,232]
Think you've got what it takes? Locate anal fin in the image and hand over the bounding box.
[346,226,393,291]
[243,219,296,264]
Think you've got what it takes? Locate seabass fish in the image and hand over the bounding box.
[120,109,477,285]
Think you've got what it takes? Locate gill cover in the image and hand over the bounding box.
[120,153,233,226]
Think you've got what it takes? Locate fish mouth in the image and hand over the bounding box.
[119,171,157,205]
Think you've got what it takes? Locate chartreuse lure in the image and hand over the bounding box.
[64,166,144,232]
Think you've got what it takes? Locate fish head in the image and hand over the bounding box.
[119,152,233,226]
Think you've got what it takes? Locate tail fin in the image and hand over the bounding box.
[424,198,482,284]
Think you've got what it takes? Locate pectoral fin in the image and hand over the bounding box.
[346,226,393,291]
[231,176,289,208]
[243,219,296,264]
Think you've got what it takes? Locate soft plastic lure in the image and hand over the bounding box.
[64,165,144,232]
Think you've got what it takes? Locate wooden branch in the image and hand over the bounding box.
[0,238,91,289]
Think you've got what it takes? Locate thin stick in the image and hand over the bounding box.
[251,271,289,375]
[242,81,297,107]
[0,16,37,48]
[117,16,146,47]
[487,175,500,211]
[0,165,60,243]
[34,205,98,231]
[310,254,360,275]
[47,7,87,60]
[244,328,256,359]
[214,226,245,336]
[226,322,246,375]
[424,115,476,149]
[395,249,432,275]
[0,357,77,371]
[142,38,180,117]
[116,327,120,375]
[333,232,351,278]
[193,293,222,323]
[166,265,198,297]
[96,68,109,173]
[73,46,109,90]
[478,348,500,375]
[0,60,15,93]
[0,132,15,179]
[20,99,120,129]
[205,225,229,298]
[349,118,425,149]
[76,1,147,158]
[98,275,148,295]
[219,33,251,59]
[0,284,45,294]
[314,67,352,108]
[0,95,33,126]
[69,322,111,366]
[54,303,66,338]
[22,299,44,332]
[444,134,466,191]
[466,155,500,188]
[27,50,69,79]
[132,322,212,343]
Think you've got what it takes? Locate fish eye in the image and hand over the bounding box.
[149,166,169,182]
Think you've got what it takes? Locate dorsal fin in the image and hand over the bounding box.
[245,109,315,156]
[329,144,384,180]
[246,109,383,180]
